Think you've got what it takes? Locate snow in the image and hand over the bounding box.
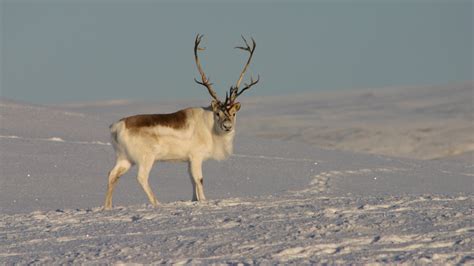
[0,82,473,264]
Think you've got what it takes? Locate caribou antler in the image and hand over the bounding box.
[225,35,260,106]
[194,34,221,103]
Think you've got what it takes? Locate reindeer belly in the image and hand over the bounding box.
[153,136,193,161]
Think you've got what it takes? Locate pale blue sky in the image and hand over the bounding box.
[1,0,472,104]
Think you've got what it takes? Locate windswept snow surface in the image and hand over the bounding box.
[2,191,472,264]
[1,84,473,264]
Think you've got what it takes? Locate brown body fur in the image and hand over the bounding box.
[122,110,188,130]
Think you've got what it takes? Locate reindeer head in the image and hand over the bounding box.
[194,34,259,133]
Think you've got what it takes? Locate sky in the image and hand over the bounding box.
[1,0,472,104]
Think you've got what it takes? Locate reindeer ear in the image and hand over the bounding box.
[211,100,220,112]
[231,102,241,113]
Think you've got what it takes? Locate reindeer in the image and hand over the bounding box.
[104,34,259,210]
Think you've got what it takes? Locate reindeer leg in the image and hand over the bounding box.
[136,158,159,207]
[189,157,206,201]
[104,159,132,210]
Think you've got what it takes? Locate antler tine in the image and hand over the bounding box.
[235,74,260,98]
[225,86,239,107]
[234,36,257,90]
[194,34,221,103]
[224,91,230,107]
[227,36,258,105]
